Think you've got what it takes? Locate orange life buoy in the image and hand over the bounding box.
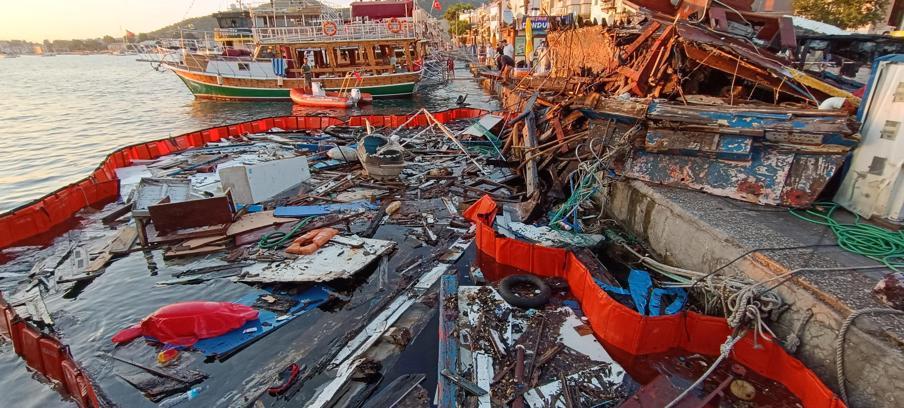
[387,18,402,34]
[322,21,338,36]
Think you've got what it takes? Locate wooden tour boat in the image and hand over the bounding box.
[162,19,426,101]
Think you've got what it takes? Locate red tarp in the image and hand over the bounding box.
[111,301,259,346]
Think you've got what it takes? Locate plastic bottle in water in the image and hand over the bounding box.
[158,386,205,407]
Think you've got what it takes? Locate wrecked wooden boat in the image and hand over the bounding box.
[357,134,406,180]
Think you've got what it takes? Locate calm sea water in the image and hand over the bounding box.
[0,54,497,213]
[0,54,498,407]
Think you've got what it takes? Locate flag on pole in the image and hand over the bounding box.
[272,58,287,77]
[432,0,441,10]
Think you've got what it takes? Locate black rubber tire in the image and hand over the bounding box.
[498,274,551,309]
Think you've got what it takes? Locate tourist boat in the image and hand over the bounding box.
[289,86,373,108]
[159,2,426,101]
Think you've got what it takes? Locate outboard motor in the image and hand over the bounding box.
[350,88,362,106]
[312,81,325,97]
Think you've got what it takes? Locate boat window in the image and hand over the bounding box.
[237,62,250,71]
[336,47,361,67]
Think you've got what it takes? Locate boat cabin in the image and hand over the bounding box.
[257,38,425,78]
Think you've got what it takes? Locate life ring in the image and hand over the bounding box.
[387,18,402,33]
[498,274,551,309]
[322,21,338,36]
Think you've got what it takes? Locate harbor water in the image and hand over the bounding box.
[0,54,498,407]
[0,54,498,213]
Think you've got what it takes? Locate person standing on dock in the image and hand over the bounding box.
[534,40,550,75]
[500,39,515,80]
[485,43,496,68]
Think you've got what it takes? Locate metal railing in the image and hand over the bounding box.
[214,28,255,42]
[254,20,416,43]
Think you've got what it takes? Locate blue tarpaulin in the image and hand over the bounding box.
[595,269,687,316]
[274,201,378,218]
[192,285,330,359]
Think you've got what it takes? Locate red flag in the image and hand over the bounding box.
[125,30,136,39]
[432,0,441,10]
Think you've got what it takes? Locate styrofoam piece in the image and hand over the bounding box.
[474,352,494,408]
[239,237,395,283]
[114,165,152,202]
[218,156,311,206]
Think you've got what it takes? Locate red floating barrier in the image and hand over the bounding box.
[463,195,846,408]
[61,360,89,408]
[39,337,66,383]
[19,326,46,372]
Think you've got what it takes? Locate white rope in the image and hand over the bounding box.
[835,308,904,404]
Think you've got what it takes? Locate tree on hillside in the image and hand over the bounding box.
[443,3,474,22]
[450,20,472,36]
[102,35,116,44]
[794,0,889,29]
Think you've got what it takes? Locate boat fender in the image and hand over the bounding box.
[498,274,551,309]
[387,18,402,34]
[323,21,338,36]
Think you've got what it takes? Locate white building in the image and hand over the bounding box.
[835,56,904,223]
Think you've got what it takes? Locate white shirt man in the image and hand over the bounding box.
[503,42,514,59]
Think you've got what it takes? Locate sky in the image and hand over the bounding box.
[0,0,354,42]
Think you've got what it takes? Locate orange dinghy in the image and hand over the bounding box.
[290,87,373,109]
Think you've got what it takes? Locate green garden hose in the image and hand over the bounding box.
[789,203,904,271]
[257,217,312,250]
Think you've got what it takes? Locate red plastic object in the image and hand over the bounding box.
[111,302,259,346]
[267,363,301,395]
[463,195,847,408]
[286,228,339,255]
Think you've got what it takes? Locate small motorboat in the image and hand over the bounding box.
[290,83,373,109]
[357,134,406,180]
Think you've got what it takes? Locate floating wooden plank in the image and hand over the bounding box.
[101,201,133,225]
[148,195,233,234]
[147,224,229,245]
[438,274,459,408]
[163,245,227,260]
[108,226,138,256]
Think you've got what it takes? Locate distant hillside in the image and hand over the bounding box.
[143,1,485,37]
[145,15,218,39]
[417,0,488,17]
